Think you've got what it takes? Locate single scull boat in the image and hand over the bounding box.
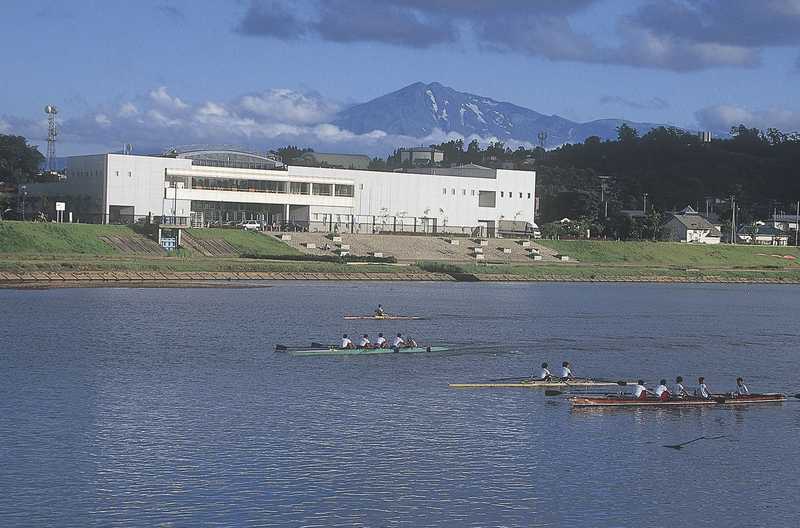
[343,315,425,320]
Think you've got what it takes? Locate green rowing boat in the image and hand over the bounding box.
[288,346,449,357]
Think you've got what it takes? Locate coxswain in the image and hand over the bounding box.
[673,376,689,398]
[374,333,387,348]
[375,304,386,317]
[633,380,649,399]
[538,362,552,381]
[654,379,671,401]
[357,334,372,349]
[341,334,354,349]
[695,376,711,399]
[560,361,574,379]
[735,377,750,396]
[391,333,406,348]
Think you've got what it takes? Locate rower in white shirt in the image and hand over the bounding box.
[673,376,689,398]
[654,379,671,401]
[391,333,406,348]
[357,334,372,349]
[560,361,574,379]
[537,362,552,381]
[632,380,649,399]
[735,377,750,396]
[374,333,387,348]
[695,376,711,399]
[375,304,386,317]
[341,334,354,349]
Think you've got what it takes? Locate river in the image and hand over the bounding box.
[1,282,798,527]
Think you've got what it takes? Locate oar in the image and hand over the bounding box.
[545,381,630,397]
[664,435,726,450]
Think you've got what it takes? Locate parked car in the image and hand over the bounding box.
[238,220,261,231]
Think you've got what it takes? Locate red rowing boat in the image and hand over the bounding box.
[570,393,786,408]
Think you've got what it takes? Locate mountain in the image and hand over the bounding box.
[333,82,665,146]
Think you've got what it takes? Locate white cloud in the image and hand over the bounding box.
[118,102,138,117]
[695,104,800,133]
[0,118,9,133]
[95,114,111,126]
[149,86,188,110]
[238,89,339,124]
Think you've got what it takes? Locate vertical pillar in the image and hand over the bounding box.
[284,204,290,225]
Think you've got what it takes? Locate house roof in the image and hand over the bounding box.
[679,205,698,214]
[706,226,722,237]
[737,224,789,236]
[669,212,714,230]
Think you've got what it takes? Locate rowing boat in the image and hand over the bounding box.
[288,346,449,357]
[570,393,787,407]
[343,315,425,320]
[449,378,633,389]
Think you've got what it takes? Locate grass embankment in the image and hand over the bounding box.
[0,222,125,254]
[185,228,302,257]
[536,240,800,269]
[0,221,398,273]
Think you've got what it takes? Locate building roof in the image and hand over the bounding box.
[298,152,371,169]
[413,163,496,179]
[706,226,722,237]
[668,212,715,230]
[737,224,789,236]
[400,146,442,152]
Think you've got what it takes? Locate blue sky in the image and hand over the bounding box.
[2,0,800,155]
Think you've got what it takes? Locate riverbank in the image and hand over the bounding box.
[2,221,799,286]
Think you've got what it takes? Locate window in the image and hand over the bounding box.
[527,193,531,199]
[359,184,364,189]
[500,191,504,197]
[451,188,455,195]
[519,192,523,198]
[478,191,496,208]
[334,184,354,197]
[443,188,447,195]
[508,191,512,197]
[128,171,132,178]
[462,189,466,195]
[471,190,476,196]
[312,183,333,196]
[290,182,310,194]
[115,171,119,177]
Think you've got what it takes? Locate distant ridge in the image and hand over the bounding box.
[333,82,665,146]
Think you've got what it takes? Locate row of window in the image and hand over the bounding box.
[442,188,531,199]
[187,177,354,197]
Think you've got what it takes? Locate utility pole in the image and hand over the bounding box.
[730,195,736,244]
[643,193,648,213]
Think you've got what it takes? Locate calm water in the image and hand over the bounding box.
[1,282,799,527]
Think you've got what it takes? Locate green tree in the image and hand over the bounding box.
[616,123,639,143]
[0,134,45,184]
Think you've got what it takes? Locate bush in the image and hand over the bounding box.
[416,261,465,274]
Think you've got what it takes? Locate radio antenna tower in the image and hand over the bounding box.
[537,130,548,149]
[45,105,58,171]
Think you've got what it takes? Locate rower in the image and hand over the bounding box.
[735,377,750,396]
[673,376,689,398]
[375,304,386,317]
[560,361,574,379]
[654,379,671,401]
[357,334,372,349]
[537,362,552,381]
[695,376,711,399]
[406,336,418,348]
[391,333,406,348]
[374,332,387,348]
[632,380,649,400]
[341,334,354,349]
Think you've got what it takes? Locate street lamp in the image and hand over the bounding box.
[642,192,648,213]
[598,175,610,218]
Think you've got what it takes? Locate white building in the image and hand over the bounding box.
[28,149,536,236]
[663,206,721,244]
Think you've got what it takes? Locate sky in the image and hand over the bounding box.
[2,0,800,156]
